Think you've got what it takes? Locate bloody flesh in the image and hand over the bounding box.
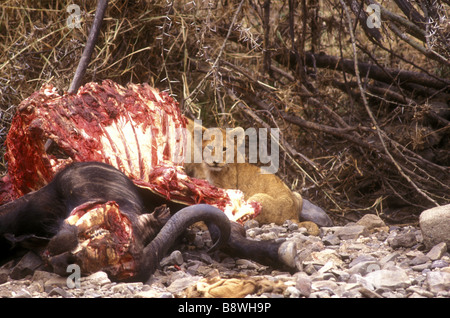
[1,80,260,223]
[64,200,136,280]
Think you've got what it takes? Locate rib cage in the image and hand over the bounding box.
[0,80,259,223]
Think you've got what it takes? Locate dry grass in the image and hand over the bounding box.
[0,0,448,224]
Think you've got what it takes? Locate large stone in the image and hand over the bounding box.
[84,271,111,286]
[166,275,202,294]
[425,271,450,293]
[419,204,450,250]
[308,248,344,269]
[388,231,418,248]
[160,250,184,267]
[10,251,44,280]
[31,270,68,293]
[331,225,369,240]
[356,214,389,232]
[426,242,447,260]
[311,280,343,297]
[364,268,411,290]
[348,255,381,275]
[294,274,311,297]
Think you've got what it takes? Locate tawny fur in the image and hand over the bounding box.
[184,119,319,235]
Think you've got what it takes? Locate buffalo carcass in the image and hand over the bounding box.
[0,81,296,282]
[0,161,232,282]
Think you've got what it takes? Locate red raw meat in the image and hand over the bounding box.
[0,80,260,223]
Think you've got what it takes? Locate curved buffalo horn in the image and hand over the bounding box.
[207,222,297,270]
[136,204,231,282]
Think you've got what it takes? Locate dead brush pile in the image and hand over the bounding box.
[0,0,449,224]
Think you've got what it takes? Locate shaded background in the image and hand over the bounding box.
[0,0,449,225]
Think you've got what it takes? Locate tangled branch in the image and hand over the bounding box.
[1,0,448,223]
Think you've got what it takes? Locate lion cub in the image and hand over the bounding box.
[184,119,319,234]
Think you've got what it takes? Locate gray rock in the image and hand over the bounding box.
[379,252,401,266]
[287,222,299,231]
[348,261,381,276]
[31,271,69,292]
[32,270,63,282]
[389,231,417,248]
[295,273,312,297]
[330,269,350,282]
[48,287,74,298]
[166,275,202,294]
[356,214,388,232]
[160,250,184,267]
[309,290,332,298]
[84,271,111,286]
[1,213,448,299]
[246,227,263,238]
[349,255,381,275]
[349,254,378,267]
[0,284,13,298]
[259,231,278,240]
[380,290,407,298]
[10,251,44,280]
[134,288,173,298]
[83,290,103,298]
[111,282,137,294]
[322,234,341,246]
[420,204,450,250]
[311,280,342,297]
[426,242,447,260]
[284,286,301,298]
[406,286,435,298]
[12,288,32,298]
[425,271,450,293]
[0,268,9,284]
[409,254,430,266]
[235,258,266,270]
[364,268,411,290]
[411,263,431,272]
[308,249,343,267]
[430,260,449,269]
[244,219,260,230]
[358,287,383,298]
[331,225,369,240]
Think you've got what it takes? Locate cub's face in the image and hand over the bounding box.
[202,132,229,172]
[186,119,242,173]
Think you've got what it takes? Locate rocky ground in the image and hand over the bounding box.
[0,209,449,299]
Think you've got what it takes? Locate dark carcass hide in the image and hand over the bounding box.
[0,161,231,282]
[0,81,294,281]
